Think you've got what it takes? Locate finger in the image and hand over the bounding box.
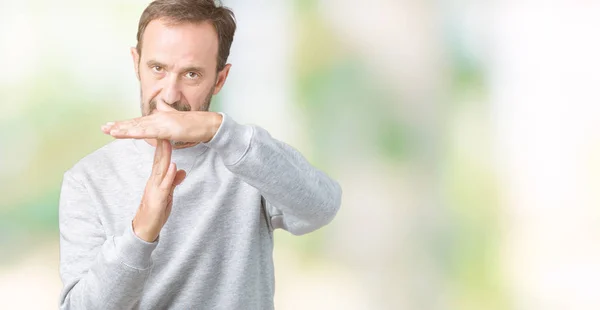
[172,169,187,187]
[105,117,161,139]
[150,139,164,184]
[100,122,114,134]
[156,100,176,112]
[156,139,172,181]
[168,170,186,203]
[102,117,141,132]
[108,127,160,139]
[151,139,172,183]
[160,162,177,190]
[112,117,142,128]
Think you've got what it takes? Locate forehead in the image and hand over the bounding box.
[141,18,219,68]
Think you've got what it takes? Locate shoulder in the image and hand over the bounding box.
[65,139,134,181]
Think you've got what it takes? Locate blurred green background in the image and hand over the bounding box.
[2,1,600,309]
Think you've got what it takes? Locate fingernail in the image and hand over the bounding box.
[105,122,114,126]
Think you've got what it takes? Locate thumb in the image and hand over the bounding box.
[156,100,175,112]
[169,170,186,199]
[172,169,187,187]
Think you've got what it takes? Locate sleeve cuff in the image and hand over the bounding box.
[204,112,254,166]
[114,221,159,270]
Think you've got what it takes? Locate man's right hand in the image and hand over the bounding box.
[133,139,186,242]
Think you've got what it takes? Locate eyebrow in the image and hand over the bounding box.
[146,60,206,74]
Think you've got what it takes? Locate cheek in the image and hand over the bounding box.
[140,71,154,87]
[139,74,160,100]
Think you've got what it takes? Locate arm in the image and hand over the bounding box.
[101,106,341,235]
[58,171,158,309]
[205,113,342,235]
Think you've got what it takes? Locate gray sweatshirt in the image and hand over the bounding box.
[58,113,342,309]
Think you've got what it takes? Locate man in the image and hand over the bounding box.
[58,0,342,309]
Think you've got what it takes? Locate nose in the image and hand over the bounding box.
[159,75,182,106]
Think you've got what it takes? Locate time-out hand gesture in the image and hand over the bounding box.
[132,139,186,242]
[101,101,222,143]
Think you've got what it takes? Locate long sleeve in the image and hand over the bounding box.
[58,171,158,309]
[205,113,342,235]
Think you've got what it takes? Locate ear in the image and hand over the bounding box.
[130,47,141,81]
[212,64,231,96]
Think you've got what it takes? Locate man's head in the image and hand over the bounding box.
[131,0,236,116]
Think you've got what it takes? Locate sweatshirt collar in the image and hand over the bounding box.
[131,138,209,168]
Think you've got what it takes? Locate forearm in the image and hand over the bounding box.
[206,113,342,234]
[59,223,157,309]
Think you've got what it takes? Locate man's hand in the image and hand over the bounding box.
[132,139,186,242]
[101,101,222,143]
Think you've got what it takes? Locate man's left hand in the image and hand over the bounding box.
[101,104,222,143]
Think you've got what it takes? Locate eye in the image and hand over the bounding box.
[151,66,163,73]
[185,71,200,79]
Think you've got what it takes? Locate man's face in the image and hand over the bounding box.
[131,19,230,116]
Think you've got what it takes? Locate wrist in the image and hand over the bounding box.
[203,113,254,165]
[205,112,223,143]
[132,216,158,243]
